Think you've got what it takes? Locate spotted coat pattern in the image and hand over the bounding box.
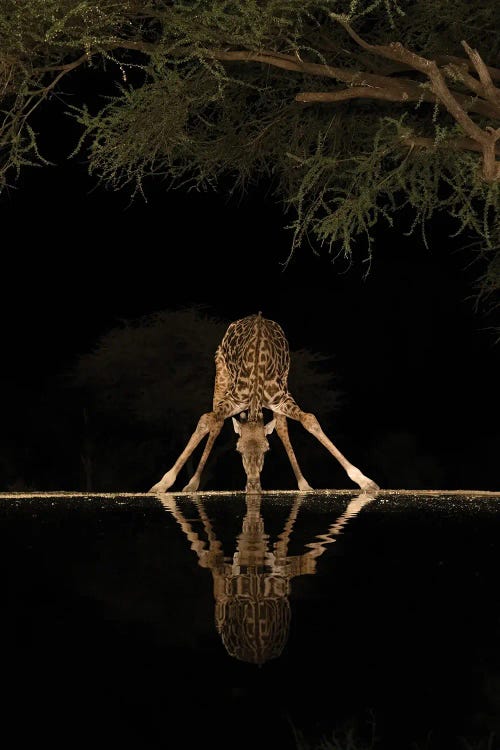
[213,312,292,421]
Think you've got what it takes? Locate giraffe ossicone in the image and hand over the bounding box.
[149,312,380,494]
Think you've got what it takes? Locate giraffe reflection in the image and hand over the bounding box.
[158,491,375,665]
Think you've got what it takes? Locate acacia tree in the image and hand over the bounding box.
[1,1,499,316]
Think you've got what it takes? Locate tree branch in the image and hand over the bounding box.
[32,53,89,95]
[295,88,410,104]
[332,14,500,183]
[209,48,497,119]
[402,134,500,156]
[461,40,500,109]
[437,54,500,82]
[442,62,487,99]
[5,28,500,183]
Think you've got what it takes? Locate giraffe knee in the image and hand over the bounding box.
[301,412,321,434]
[197,412,216,433]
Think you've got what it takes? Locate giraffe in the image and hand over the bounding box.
[149,311,379,493]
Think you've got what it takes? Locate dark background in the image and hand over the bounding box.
[1,99,499,493]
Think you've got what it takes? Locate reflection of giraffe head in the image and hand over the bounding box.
[232,412,276,492]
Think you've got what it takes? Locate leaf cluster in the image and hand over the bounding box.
[1,1,499,318]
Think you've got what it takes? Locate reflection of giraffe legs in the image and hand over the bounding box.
[304,492,375,560]
[274,415,313,491]
[274,395,380,492]
[149,411,223,492]
[273,493,305,560]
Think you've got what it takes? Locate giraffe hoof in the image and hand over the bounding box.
[362,480,380,492]
[183,481,200,492]
[298,480,313,491]
[149,483,166,493]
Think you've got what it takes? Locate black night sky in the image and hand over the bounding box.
[1,99,499,493]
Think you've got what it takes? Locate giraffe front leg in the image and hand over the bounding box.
[149,471,177,494]
[345,464,380,492]
[301,412,379,492]
[148,413,212,493]
[275,396,379,492]
[274,414,313,491]
[182,417,223,491]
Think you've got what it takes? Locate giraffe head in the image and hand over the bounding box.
[232,412,276,492]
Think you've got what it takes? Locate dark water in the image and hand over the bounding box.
[1,490,499,750]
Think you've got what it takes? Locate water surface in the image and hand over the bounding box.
[0,489,499,750]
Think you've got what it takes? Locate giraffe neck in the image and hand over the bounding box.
[248,312,264,422]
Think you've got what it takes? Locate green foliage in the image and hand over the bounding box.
[287,116,499,265]
[71,72,199,195]
[1,1,499,318]
[0,0,137,184]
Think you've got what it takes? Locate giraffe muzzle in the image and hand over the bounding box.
[245,479,262,493]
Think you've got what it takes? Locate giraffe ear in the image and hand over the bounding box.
[264,418,276,435]
[232,417,242,435]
